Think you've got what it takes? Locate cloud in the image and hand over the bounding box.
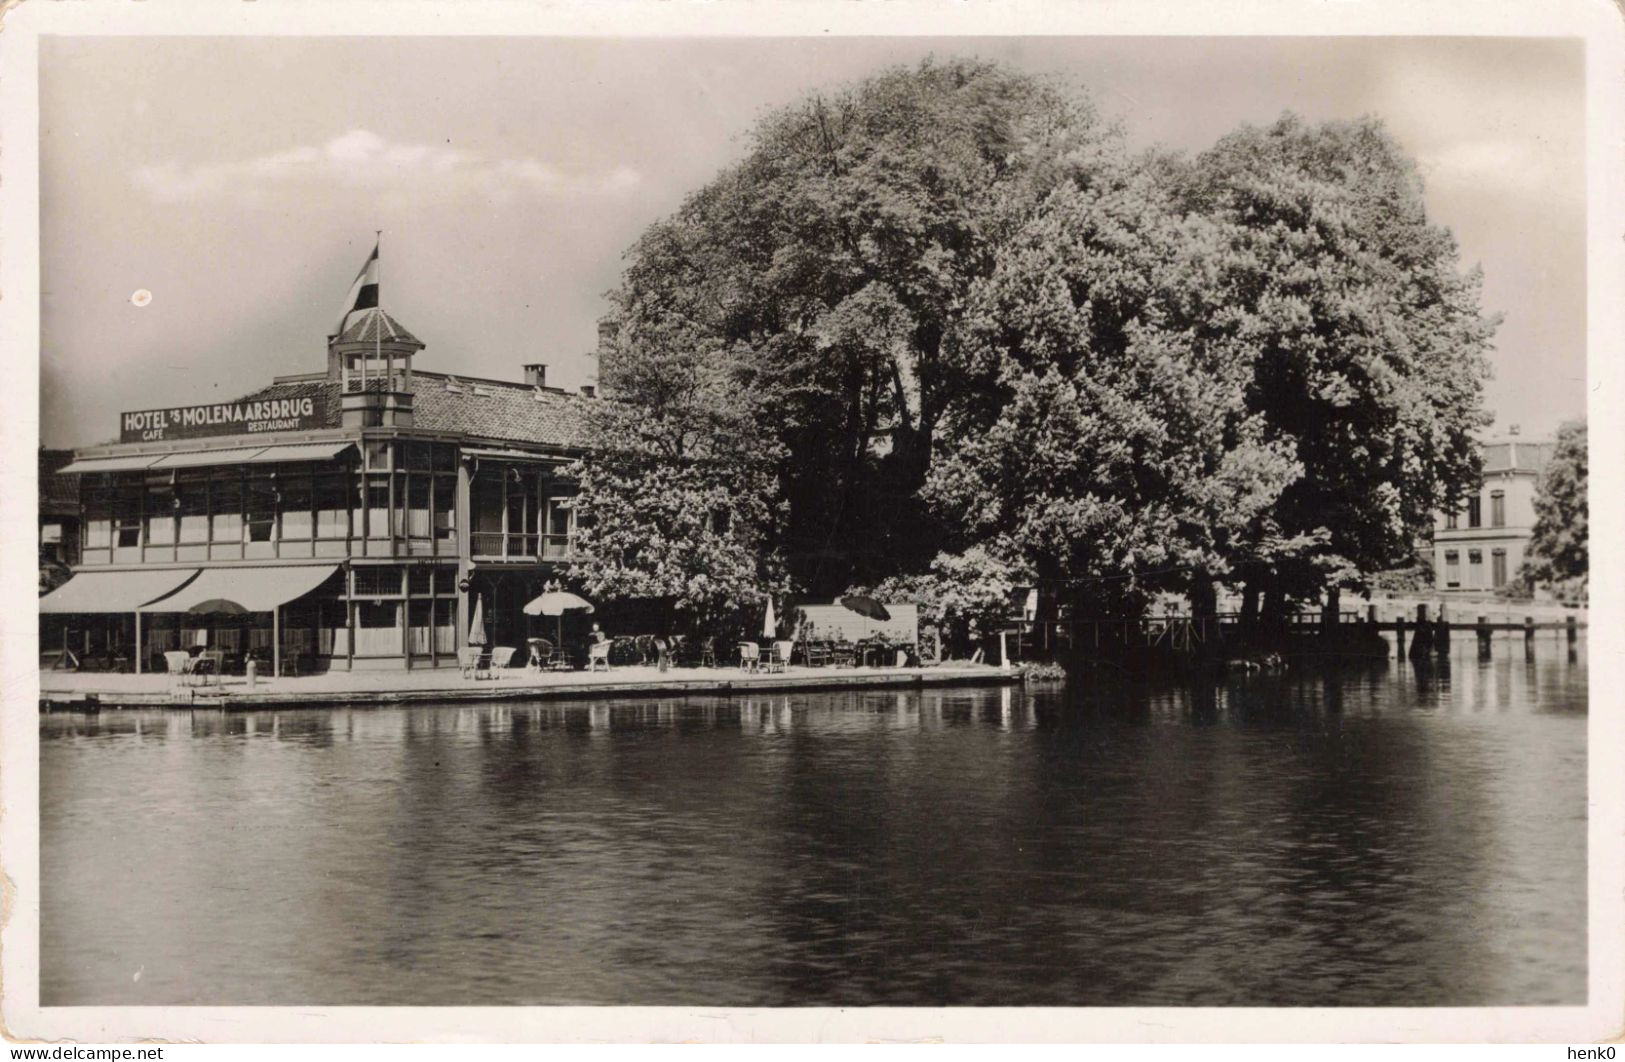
[1414,136,1576,205]
[133,129,642,203]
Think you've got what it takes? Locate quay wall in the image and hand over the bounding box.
[39,666,1019,713]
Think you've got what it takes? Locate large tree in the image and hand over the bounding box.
[608,57,1118,594]
[1178,115,1498,622]
[924,160,1301,620]
[565,317,785,631]
[1521,420,1587,596]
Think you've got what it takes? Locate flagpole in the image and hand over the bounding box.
[375,230,383,391]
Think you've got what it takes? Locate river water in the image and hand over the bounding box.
[41,641,1586,1007]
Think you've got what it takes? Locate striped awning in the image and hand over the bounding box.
[39,569,200,614]
[139,565,340,613]
[148,448,268,469]
[56,454,163,474]
[148,442,355,468]
[462,447,561,465]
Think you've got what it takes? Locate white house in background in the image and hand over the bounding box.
[1432,430,1554,597]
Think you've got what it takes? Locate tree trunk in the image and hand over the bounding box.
[1189,570,1218,660]
[1321,586,1341,633]
[1260,582,1287,649]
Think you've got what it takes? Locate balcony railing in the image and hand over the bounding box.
[471,532,573,561]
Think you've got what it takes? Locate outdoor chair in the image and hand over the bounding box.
[587,641,612,672]
[831,642,857,668]
[163,650,194,689]
[803,641,831,668]
[766,640,794,673]
[458,647,485,679]
[486,646,517,677]
[526,637,554,670]
[696,637,717,668]
[653,636,672,671]
[738,642,761,673]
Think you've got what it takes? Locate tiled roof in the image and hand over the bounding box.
[39,449,80,515]
[336,308,421,346]
[231,373,590,450]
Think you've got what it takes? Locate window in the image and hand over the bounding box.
[1467,496,1482,529]
[1445,512,1458,531]
[354,600,401,657]
[280,469,313,540]
[1444,550,1461,588]
[83,476,112,551]
[433,599,457,654]
[1492,549,1508,588]
[433,476,456,542]
[1468,549,1483,589]
[1490,490,1505,528]
[366,475,390,540]
[246,472,277,543]
[211,470,242,542]
[145,476,175,546]
[407,475,431,538]
[408,600,433,655]
[315,471,349,539]
[401,441,433,470]
[544,497,574,559]
[354,567,402,596]
[177,471,210,543]
[113,481,143,548]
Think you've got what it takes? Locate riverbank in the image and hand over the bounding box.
[39,661,1018,711]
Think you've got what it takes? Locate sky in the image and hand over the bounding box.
[38,35,1586,448]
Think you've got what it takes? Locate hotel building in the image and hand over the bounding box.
[40,280,603,674]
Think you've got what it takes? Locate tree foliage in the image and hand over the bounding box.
[924,165,1301,615]
[1522,420,1587,595]
[565,320,785,630]
[1178,116,1497,604]
[860,546,1027,657]
[608,57,1118,594]
[587,63,1499,631]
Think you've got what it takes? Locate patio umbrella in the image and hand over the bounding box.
[186,599,250,616]
[469,595,487,647]
[762,597,777,639]
[837,595,890,622]
[523,589,595,647]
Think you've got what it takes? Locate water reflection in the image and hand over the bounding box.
[41,642,1585,1007]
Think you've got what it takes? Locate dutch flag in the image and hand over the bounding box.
[333,238,380,335]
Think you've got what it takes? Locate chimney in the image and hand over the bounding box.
[596,317,618,354]
[580,385,597,398]
[523,363,547,388]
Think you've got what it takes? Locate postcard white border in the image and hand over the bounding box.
[2,0,1621,1044]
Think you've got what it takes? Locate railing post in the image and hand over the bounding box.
[1477,615,1491,661]
[1524,615,1536,661]
[1435,601,1450,655]
[1566,615,1577,647]
[1396,615,1407,659]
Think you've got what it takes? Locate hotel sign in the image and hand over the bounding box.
[120,397,321,443]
